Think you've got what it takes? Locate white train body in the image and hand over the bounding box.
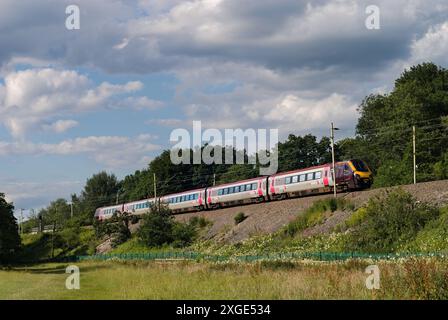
[206,177,267,208]
[161,188,206,213]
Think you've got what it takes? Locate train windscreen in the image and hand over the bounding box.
[351,159,369,172]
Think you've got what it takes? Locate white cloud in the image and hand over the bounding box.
[0,68,144,138]
[0,134,160,168]
[42,119,79,133]
[411,21,448,66]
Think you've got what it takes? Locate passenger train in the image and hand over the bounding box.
[94,159,373,220]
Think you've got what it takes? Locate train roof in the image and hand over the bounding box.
[161,187,206,198]
[268,163,333,178]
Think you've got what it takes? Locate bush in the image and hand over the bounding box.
[234,212,247,225]
[94,211,131,247]
[345,189,439,253]
[284,198,352,237]
[189,216,211,228]
[137,204,197,248]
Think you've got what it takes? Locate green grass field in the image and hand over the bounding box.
[1,258,447,300]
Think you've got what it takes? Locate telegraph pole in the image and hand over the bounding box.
[330,123,339,198]
[69,202,74,218]
[153,173,158,211]
[20,208,24,235]
[413,125,416,184]
[213,173,216,186]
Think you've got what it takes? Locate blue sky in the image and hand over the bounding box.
[1,0,448,217]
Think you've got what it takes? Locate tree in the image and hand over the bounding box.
[0,193,21,264]
[341,63,448,187]
[137,204,197,248]
[77,171,120,224]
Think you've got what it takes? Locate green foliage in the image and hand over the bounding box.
[94,212,131,247]
[189,216,212,228]
[0,193,21,264]
[345,189,439,253]
[137,205,198,248]
[433,151,448,180]
[340,63,448,187]
[345,207,367,229]
[234,212,247,225]
[400,207,448,252]
[277,134,332,172]
[285,198,350,237]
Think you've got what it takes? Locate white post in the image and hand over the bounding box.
[413,125,416,184]
[331,123,337,198]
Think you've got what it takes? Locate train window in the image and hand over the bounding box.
[223,188,228,195]
[307,173,314,181]
[235,186,240,192]
[285,177,291,184]
[299,175,306,182]
[315,171,322,179]
[292,176,298,183]
[252,183,257,190]
[218,189,222,196]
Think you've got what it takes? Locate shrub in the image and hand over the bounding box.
[345,207,367,229]
[345,189,439,253]
[189,216,211,228]
[94,211,131,247]
[234,212,247,225]
[137,204,197,248]
[284,198,352,237]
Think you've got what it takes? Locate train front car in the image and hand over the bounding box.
[207,177,267,209]
[161,188,207,214]
[334,159,373,190]
[348,159,373,188]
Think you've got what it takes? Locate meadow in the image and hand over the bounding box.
[1,258,448,300]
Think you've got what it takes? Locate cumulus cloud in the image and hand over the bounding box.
[0,134,160,168]
[411,21,448,66]
[42,119,79,133]
[0,68,145,138]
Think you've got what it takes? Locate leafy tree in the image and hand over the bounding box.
[341,63,448,187]
[277,134,332,172]
[0,193,21,264]
[94,211,131,247]
[137,204,197,248]
[77,171,120,224]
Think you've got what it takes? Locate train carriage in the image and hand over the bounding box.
[161,188,206,213]
[94,204,124,221]
[268,164,332,199]
[123,198,156,215]
[207,177,268,209]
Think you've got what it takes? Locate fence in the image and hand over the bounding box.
[49,251,447,263]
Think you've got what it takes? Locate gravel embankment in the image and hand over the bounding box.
[175,180,448,244]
